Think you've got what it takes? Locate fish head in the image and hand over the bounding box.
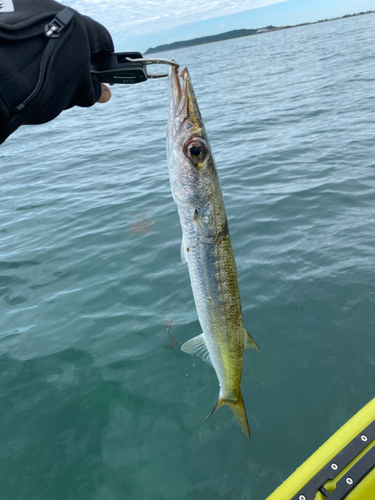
[167,66,218,208]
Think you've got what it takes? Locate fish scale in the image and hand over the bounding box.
[167,65,259,439]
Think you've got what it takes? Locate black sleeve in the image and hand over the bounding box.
[23,12,115,124]
[0,0,114,143]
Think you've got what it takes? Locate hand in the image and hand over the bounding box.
[97,83,112,103]
[0,2,116,144]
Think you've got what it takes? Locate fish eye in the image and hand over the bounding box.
[184,138,208,163]
[189,146,201,156]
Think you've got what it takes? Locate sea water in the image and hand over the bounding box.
[1,13,375,500]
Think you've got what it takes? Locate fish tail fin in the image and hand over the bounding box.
[227,392,251,440]
[205,392,251,440]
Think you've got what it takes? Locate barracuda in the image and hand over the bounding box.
[167,66,260,439]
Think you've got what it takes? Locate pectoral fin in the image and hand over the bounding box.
[181,333,212,366]
[244,329,260,351]
[193,209,203,232]
[180,235,188,264]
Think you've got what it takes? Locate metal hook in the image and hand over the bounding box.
[126,57,179,79]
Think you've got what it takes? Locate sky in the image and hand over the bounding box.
[63,0,375,52]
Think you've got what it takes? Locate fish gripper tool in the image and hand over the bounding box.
[91,51,179,84]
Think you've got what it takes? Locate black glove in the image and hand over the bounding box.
[0,0,114,144]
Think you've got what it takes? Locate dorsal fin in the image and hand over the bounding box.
[181,333,212,366]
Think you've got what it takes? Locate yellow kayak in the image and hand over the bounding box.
[266,398,375,500]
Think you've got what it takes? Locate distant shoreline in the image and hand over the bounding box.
[145,10,375,54]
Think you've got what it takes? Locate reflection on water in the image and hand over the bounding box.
[165,318,178,350]
[129,210,155,236]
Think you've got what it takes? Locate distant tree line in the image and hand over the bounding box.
[145,11,375,55]
[145,28,259,54]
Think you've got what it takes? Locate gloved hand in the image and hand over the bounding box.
[0,0,115,144]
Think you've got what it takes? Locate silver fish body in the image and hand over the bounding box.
[167,66,259,438]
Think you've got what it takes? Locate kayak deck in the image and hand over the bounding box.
[266,398,375,500]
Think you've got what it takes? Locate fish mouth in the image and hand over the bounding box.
[168,66,202,135]
[168,66,189,115]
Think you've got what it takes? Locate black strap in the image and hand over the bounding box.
[44,7,75,38]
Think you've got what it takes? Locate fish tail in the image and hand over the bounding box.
[205,391,251,439]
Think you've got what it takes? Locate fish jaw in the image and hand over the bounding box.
[167,65,181,135]
[168,66,204,142]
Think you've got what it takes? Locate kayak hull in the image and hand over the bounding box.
[266,398,375,500]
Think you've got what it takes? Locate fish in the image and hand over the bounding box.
[166,65,260,439]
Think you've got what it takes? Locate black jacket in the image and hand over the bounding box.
[0,0,114,144]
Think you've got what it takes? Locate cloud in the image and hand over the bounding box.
[63,0,288,35]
